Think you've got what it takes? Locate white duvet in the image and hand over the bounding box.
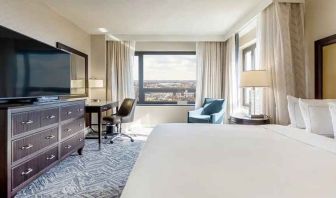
[121,124,336,198]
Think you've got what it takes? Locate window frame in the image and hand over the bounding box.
[134,51,196,106]
[242,44,256,107]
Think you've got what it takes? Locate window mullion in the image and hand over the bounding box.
[138,53,145,104]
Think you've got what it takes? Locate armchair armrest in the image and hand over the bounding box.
[188,108,204,116]
[210,108,225,124]
[187,108,204,123]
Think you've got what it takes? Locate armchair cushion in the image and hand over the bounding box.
[202,98,216,107]
[201,99,225,115]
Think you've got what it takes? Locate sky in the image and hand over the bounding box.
[134,55,196,81]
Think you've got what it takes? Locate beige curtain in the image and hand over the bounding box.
[257,2,305,124]
[195,42,226,108]
[106,41,136,102]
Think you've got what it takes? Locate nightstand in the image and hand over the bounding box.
[229,115,270,125]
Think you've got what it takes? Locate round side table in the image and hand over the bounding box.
[229,115,270,125]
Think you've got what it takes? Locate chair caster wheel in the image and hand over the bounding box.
[131,139,134,142]
[104,136,107,139]
[110,140,114,144]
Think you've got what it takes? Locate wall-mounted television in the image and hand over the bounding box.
[0,25,71,100]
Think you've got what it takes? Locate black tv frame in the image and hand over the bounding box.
[0,25,71,102]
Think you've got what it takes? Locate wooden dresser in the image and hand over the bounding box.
[0,99,85,197]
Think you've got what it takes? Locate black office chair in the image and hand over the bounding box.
[103,98,137,144]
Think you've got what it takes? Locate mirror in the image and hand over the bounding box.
[56,42,88,98]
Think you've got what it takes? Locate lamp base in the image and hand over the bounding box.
[91,99,101,102]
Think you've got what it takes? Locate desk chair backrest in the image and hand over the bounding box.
[116,98,137,123]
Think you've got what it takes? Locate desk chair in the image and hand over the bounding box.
[103,98,137,144]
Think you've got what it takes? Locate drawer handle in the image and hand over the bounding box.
[79,138,83,142]
[20,144,33,150]
[47,115,56,119]
[67,111,72,115]
[65,145,72,149]
[21,120,33,125]
[46,155,56,160]
[45,135,56,140]
[21,168,33,175]
[78,108,84,112]
[66,128,72,132]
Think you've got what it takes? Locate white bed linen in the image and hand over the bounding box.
[121,124,336,198]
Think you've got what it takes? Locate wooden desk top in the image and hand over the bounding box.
[85,100,119,112]
[85,100,118,107]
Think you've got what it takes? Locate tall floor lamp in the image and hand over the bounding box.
[240,70,270,118]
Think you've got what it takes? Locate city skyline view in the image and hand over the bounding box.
[133,54,197,103]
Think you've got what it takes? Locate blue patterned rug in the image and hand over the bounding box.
[15,137,146,198]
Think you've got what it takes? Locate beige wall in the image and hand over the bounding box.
[0,0,90,56]
[0,0,91,98]
[134,106,194,127]
[305,0,336,98]
[90,35,107,100]
[136,41,196,51]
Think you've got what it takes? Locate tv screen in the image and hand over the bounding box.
[0,25,71,99]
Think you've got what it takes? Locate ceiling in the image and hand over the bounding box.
[43,0,264,37]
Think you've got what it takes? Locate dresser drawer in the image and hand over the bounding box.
[12,127,58,162]
[38,146,59,172]
[61,132,84,158]
[60,103,85,121]
[61,118,85,140]
[12,111,41,136]
[40,108,59,127]
[11,146,58,190]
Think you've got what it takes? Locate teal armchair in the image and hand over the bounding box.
[188,98,226,124]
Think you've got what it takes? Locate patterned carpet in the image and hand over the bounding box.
[15,136,146,198]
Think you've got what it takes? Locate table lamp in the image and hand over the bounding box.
[89,79,104,102]
[240,70,270,118]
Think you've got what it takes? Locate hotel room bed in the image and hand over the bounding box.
[121,124,336,198]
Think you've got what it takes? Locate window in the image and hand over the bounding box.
[241,43,263,114]
[242,44,256,107]
[134,51,196,105]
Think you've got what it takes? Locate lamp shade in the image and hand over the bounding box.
[89,79,104,88]
[71,80,85,88]
[240,70,270,87]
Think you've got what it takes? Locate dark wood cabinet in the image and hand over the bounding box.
[0,100,85,197]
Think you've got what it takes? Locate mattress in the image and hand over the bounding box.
[121,124,336,198]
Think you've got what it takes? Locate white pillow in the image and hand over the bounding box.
[287,95,305,129]
[328,102,336,137]
[299,99,335,138]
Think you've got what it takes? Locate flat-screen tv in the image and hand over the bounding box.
[0,25,71,99]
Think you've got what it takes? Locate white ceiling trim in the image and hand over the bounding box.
[275,0,304,3]
[107,34,228,42]
[223,0,273,40]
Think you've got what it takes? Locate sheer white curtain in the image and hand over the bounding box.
[195,40,238,123]
[195,42,226,108]
[257,1,305,124]
[106,41,136,102]
[224,37,239,121]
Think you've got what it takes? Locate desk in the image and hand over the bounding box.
[85,101,119,149]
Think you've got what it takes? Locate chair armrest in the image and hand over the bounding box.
[187,108,204,123]
[188,108,204,116]
[210,109,225,124]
